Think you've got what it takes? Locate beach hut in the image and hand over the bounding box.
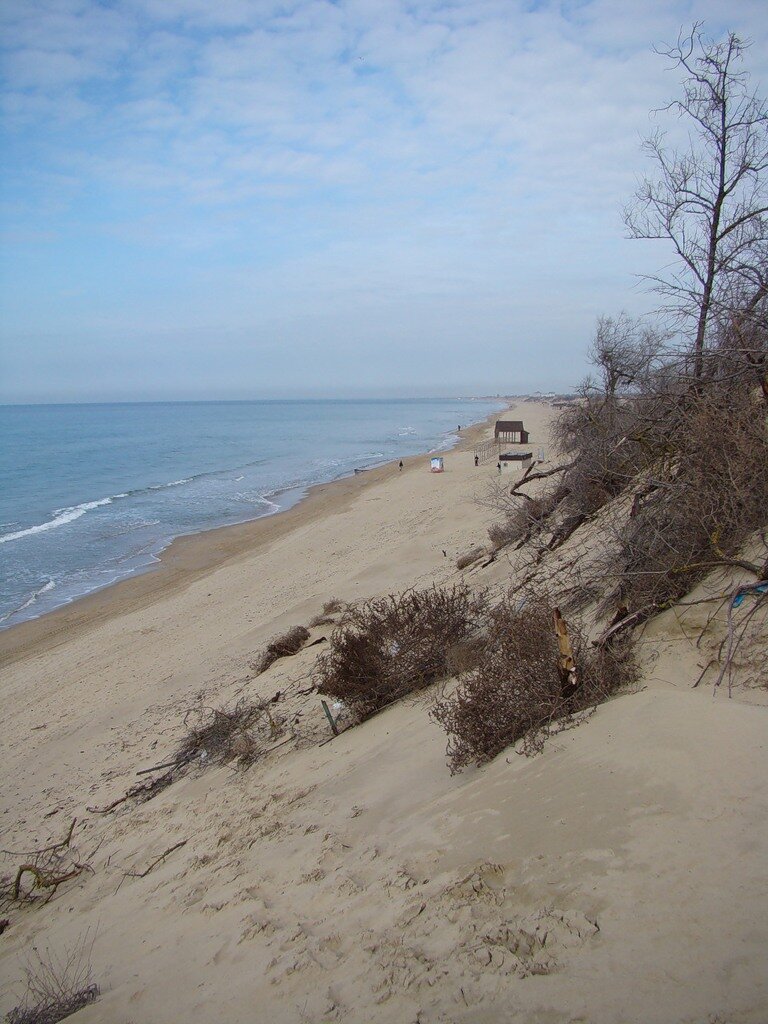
[430,457,444,473]
[494,420,530,444]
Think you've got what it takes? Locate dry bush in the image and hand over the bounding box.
[432,594,637,772]
[456,546,485,569]
[5,931,98,1024]
[316,584,487,718]
[256,625,310,673]
[174,698,280,769]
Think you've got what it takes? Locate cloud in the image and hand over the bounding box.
[1,0,767,400]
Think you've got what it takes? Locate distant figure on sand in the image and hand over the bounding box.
[497,462,502,474]
[474,454,479,467]
[399,460,403,471]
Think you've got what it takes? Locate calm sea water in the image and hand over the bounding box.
[0,398,503,627]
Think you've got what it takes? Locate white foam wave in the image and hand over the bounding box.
[0,497,114,545]
[146,478,190,491]
[0,579,56,623]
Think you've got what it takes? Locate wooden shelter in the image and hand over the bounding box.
[494,420,529,444]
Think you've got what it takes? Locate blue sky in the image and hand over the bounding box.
[1,0,766,402]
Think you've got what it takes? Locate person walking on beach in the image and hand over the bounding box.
[497,462,502,474]
[399,460,403,471]
[474,454,479,467]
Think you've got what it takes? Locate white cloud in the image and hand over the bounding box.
[1,0,767,398]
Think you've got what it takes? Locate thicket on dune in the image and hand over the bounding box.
[487,26,768,614]
[315,584,487,718]
[487,320,768,645]
[431,594,637,772]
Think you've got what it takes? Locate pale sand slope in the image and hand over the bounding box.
[1,401,766,1024]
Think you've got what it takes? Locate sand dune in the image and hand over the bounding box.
[1,402,766,1024]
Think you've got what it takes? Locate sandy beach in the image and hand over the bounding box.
[1,400,766,1024]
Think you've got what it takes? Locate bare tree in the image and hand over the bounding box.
[625,26,768,379]
[588,313,666,399]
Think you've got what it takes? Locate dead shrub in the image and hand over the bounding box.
[432,594,637,772]
[5,931,98,1024]
[174,698,280,769]
[316,584,487,718]
[456,546,485,569]
[256,625,310,674]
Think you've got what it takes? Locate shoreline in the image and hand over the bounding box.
[1,394,763,1024]
[0,409,501,668]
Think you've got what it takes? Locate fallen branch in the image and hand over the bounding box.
[124,840,187,880]
[135,757,189,777]
[594,607,653,648]
[12,864,83,902]
[671,557,767,579]
[1,818,77,859]
[114,841,188,894]
[509,461,574,498]
[87,771,175,814]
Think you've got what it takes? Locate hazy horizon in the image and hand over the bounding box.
[0,389,532,407]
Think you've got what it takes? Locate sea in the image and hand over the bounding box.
[0,398,504,629]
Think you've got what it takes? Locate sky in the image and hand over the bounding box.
[1,0,766,402]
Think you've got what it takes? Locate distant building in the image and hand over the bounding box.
[494,420,529,444]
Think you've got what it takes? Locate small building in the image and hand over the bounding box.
[430,457,444,473]
[494,420,530,444]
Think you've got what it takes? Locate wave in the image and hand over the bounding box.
[0,497,117,545]
[234,493,281,515]
[0,579,55,624]
[145,478,191,491]
[0,462,268,547]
